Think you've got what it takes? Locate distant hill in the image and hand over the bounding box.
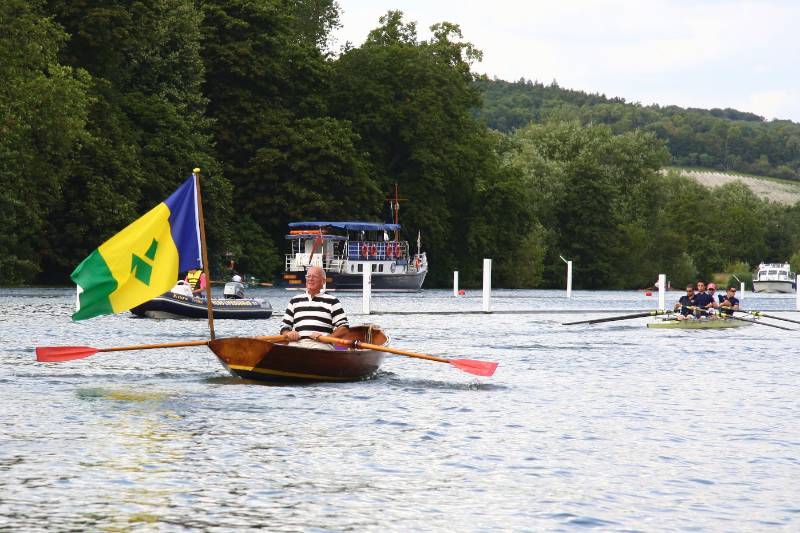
[475,78,800,180]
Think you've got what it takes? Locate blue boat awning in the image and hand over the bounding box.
[289,221,401,232]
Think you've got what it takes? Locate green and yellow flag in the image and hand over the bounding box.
[71,176,202,320]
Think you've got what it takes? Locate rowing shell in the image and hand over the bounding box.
[647,318,751,329]
[208,325,388,382]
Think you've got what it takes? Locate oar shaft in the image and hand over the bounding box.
[749,312,800,325]
[563,310,667,325]
[317,335,450,363]
[100,339,210,352]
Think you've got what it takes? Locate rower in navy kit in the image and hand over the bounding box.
[717,286,740,317]
[693,280,714,317]
[674,284,697,320]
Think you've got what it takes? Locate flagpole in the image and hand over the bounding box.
[193,168,216,340]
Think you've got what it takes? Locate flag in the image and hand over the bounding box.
[70,176,202,320]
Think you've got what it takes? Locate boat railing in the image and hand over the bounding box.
[285,253,349,272]
[345,240,409,261]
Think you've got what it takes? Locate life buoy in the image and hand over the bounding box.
[370,244,378,257]
[415,256,421,270]
[360,243,368,257]
[389,242,398,258]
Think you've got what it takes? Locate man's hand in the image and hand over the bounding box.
[284,330,300,341]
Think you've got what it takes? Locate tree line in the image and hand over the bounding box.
[2,1,800,290]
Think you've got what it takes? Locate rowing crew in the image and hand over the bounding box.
[674,281,740,321]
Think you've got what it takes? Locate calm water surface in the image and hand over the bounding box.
[1,288,799,531]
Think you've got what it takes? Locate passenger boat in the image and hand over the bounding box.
[208,325,388,382]
[647,317,751,329]
[752,262,796,293]
[280,221,428,291]
[130,281,272,319]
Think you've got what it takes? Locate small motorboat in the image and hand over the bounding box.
[752,262,796,293]
[208,325,388,382]
[130,281,272,319]
[647,317,750,329]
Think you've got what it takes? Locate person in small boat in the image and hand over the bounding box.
[717,286,740,317]
[674,284,698,320]
[184,269,207,295]
[693,280,714,317]
[280,266,349,350]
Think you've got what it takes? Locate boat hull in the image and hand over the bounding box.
[130,292,272,319]
[208,326,388,382]
[647,318,750,329]
[752,281,795,294]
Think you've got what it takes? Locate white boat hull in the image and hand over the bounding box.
[752,281,795,294]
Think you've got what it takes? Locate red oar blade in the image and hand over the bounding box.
[449,359,498,377]
[36,346,100,362]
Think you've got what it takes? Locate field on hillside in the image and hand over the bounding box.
[672,168,800,205]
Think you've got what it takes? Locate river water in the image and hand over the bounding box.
[1,287,799,531]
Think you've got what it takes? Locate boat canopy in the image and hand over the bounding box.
[289,221,401,232]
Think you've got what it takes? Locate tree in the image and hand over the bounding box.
[0,0,90,284]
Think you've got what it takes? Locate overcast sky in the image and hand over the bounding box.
[332,0,799,122]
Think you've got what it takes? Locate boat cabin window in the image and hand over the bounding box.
[379,264,384,272]
[372,264,377,272]
[357,264,363,273]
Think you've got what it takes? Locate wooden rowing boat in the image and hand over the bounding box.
[208,325,388,382]
[647,318,751,329]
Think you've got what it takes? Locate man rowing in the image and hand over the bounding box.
[280,266,349,350]
[693,280,715,315]
[674,284,697,320]
[717,286,740,316]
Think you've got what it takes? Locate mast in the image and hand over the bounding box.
[193,167,216,340]
[386,183,407,242]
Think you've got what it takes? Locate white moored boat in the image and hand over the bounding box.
[752,262,796,293]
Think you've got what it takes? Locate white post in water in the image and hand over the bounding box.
[362,267,371,315]
[482,259,492,312]
[567,261,573,299]
[559,255,572,298]
[796,275,800,311]
[658,273,666,311]
[453,271,459,297]
[740,281,746,302]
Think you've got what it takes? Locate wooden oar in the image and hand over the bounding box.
[562,309,670,326]
[683,306,794,331]
[36,335,287,362]
[317,335,498,377]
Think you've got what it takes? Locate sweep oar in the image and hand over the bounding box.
[743,310,800,326]
[562,309,670,326]
[317,335,498,377]
[683,306,794,331]
[36,335,287,362]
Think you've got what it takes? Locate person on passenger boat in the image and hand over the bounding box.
[184,269,207,295]
[717,286,740,317]
[674,284,698,320]
[693,280,714,317]
[280,266,349,350]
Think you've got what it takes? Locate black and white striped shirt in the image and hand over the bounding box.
[280,290,348,337]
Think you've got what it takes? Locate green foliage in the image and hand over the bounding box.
[723,260,752,291]
[0,0,91,283]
